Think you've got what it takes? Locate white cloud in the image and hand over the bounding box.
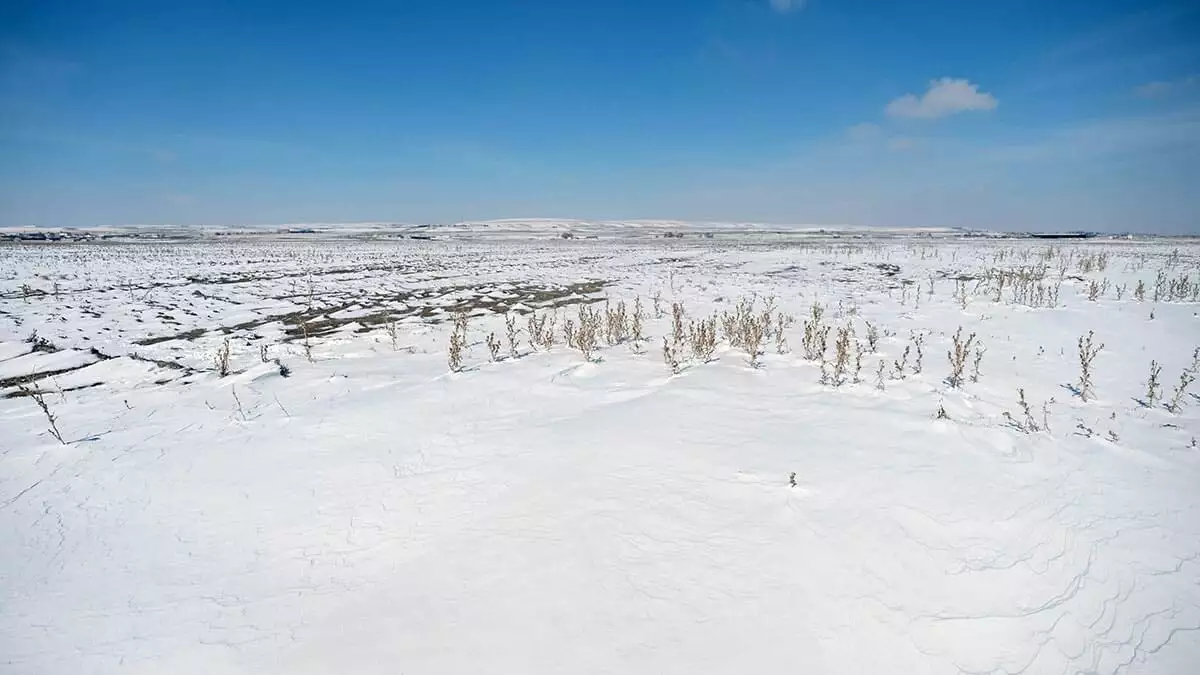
[768,0,807,14]
[1133,75,1197,98]
[885,78,998,119]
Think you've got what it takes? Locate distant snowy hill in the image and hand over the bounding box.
[2,219,979,240]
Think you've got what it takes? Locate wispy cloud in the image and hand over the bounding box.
[1134,75,1198,98]
[767,0,807,14]
[1042,7,1192,63]
[845,123,882,142]
[841,123,918,153]
[885,78,998,119]
[985,107,1200,163]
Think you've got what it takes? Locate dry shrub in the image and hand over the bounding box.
[1077,330,1103,401]
[447,314,468,372]
[16,381,65,444]
[910,332,925,374]
[829,323,853,386]
[946,326,977,388]
[1002,388,1040,433]
[630,297,645,350]
[214,337,232,377]
[671,301,687,346]
[1145,360,1162,407]
[774,312,794,354]
[802,303,830,361]
[689,315,717,363]
[386,319,401,351]
[486,332,501,361]
[970,345,986,383]
[1168,370,1195,413]
[505,313,520,358]
[574,304,602,361]
[605,300,630,345]
[864,320,880,352]
[662,337,680,374]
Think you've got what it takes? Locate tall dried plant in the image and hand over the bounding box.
[1077,330,1104,401]
[946,326,977,388]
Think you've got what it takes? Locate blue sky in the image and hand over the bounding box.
[1,0,1198,232]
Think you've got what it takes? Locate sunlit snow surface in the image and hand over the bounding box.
[2,228,1198,674]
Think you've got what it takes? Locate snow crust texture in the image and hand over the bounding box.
[2,234,1199,674]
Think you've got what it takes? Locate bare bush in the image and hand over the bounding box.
[505,313,520,358]
[662,337,680,374]
[853,340,864,383]
[801,303,830,361]
[946,326,977,388]
[1145,360,1162,407]
[910,332,925,374]
[689,316,718,363]
[1077,330,1104,401]
[213,337,232,377]
[671,302,687,346]
[562,318,576,348]
[527,312,554,351]
[604,299,630,345]
[1041,398,1055,434]
[631,296,645,350]
[970,345,986,384]
[574,304,602,361]
[774,312,793,354]
[830,324,853,386]
[448,321,467,372]
[953,280,969,310]
[541,312,557,349]
[386,319,401,351]
[875,360,887,391]
[892,345,910,380]
[1002,388,1040,433]
[719,297,768,365]
[486,332,501,361]
[742,314,766,367]
[300,316,313,363]
[16,382,65,445]
[1167,370,1196,413]
[864,320,880,352]
[25,330,57,353]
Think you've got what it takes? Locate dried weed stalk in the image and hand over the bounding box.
[16,382,65,444]
[946,326,977,388]
[213,337,232,377]
[1077,330,1104,401]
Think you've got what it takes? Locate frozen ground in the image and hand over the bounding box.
[1,232,1199,674]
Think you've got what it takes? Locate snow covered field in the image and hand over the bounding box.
[2,232,1199,674]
